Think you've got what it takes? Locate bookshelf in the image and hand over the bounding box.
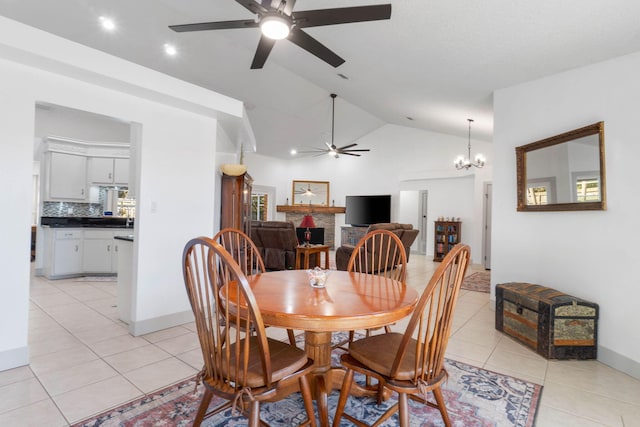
[433,221,461,261]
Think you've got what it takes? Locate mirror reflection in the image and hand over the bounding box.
[292,180,330,206]
[516,122,606,211]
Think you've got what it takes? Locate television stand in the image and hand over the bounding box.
[340,226,368,246]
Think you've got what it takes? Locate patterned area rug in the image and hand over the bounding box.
[73,333,540,427]
[461,271,491,293]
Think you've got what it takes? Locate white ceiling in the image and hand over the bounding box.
[2,0,640,159]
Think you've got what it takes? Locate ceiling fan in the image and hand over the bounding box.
[169,0,392,69]
[295,183,315,197]
[299,93,371,158]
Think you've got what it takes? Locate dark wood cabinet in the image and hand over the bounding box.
[220,172,252,235]
[433,221,461,261]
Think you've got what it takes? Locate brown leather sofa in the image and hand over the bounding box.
[250,220,299,270]
[335,223,419,271]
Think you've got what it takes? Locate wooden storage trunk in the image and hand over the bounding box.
[495,283,598,359]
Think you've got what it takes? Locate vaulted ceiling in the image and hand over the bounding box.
[2,0,640,159]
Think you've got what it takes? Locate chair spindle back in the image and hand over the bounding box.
[390,243,470,383]
[347,229,408,281]
[182,237,273,393]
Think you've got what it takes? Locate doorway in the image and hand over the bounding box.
[483,182,492,270]
[418,190,428,254]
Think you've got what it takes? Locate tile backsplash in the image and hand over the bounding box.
[42,186,133,217]
[42,201,102,217]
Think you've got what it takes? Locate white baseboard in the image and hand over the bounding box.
[0,345,29,372]
[128,310,194,337]
[598,345,640,381]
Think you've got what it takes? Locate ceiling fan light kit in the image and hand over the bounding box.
[260,14,290,40]
[170,1,392,69]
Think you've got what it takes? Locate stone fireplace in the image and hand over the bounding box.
[276,205,346,249]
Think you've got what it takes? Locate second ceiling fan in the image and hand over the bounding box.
[170,0,392,69]
[300,93,371,158]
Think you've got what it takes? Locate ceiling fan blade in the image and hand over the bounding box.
[235,0,270,15]
[251,35,277,69]
[325,142,334,150]
[341,152,361,157]
[294,4,392,28]
[337,143,357,150]
[287,28,345,67]
[342,149,371,152]
[170,19,258,32]
[282,0,296,15]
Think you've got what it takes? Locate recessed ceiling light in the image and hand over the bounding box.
[290,149,297,155]
[163,43,177,56]
[99,16,116,31]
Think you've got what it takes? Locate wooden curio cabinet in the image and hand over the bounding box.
[220,172,252,235]
[433,221,461,262]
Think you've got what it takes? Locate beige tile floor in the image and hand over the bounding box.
[1,255,639,426]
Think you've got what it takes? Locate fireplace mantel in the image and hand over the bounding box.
[276,205,345,214]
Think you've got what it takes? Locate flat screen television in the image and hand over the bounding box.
[345,195,391,227]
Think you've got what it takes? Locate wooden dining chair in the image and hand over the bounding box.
[342,229,408,346]
[347,229,408,282]
[213,228,296,345]
[332,243,471,427]
[182,236,317,427]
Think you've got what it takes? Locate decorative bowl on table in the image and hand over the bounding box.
[307,267,330,288]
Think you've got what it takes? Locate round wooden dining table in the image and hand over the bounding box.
[231,269,419,427]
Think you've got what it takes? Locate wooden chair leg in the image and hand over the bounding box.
[287,328,297,346]
[432,386,452,427]
[193,388,213,427]
[397,392,409,427]
[332,368,354,427]
[299,375,317,427]
[248,400,261,427]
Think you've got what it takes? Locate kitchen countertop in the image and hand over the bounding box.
[41,216,134,228]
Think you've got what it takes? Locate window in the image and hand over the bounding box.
[575,178,600,202]
[526,186,549,205]
[526,177,556,205]
[251,193,267,221]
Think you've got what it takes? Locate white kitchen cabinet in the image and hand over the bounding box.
[50,229,83,277]
[83,230,115,273]
[44,228,126,278]
[114,158,129,185]
[88,157,129,185]
[48,152,87,200]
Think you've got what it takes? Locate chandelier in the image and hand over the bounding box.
[454,119,485,170]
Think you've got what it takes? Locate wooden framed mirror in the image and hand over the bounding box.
[292,180,330,206]
[516,122,606,211]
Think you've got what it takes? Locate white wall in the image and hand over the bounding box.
[245,124,493,263]
[493,51,640,378]
[0,18,243,370]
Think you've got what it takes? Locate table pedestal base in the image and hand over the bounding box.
[304,331,387,427]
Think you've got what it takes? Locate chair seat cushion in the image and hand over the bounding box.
[224,338,308,387]
[348,333,420,381]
